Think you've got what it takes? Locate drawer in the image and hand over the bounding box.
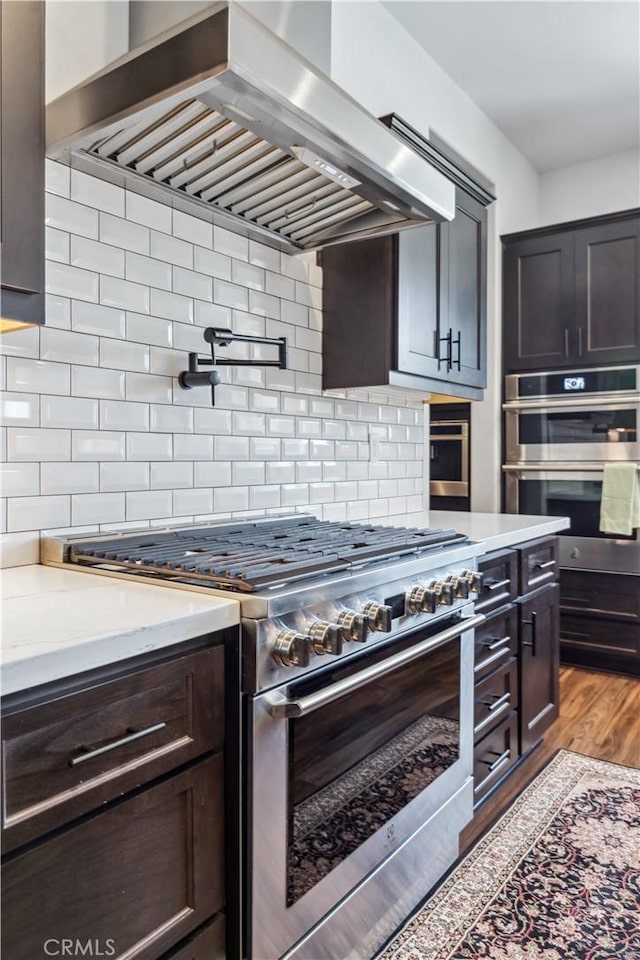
[474,657,518,740]
[474,605,518,680]
[518,536,558,595]
[561,614,640,658]
[162,915,225,960]
[2,644,224,852]
[476,549,518,614]
[1,755,224,960]
[473,711,519,806]
[560,570,640,623]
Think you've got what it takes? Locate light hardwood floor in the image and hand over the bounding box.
[461,666,640,852]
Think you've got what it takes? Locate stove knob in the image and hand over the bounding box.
[406,586,437,614]
[428,580,455,605]
[308,620,343,656]
[460,569,483,593]
[337,610,369,643]
[362,601,393,632]
[271,629,310,668]
[445,575,470,599]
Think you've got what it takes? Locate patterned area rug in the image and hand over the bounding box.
[381,750,640,960]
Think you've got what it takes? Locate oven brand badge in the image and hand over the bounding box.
[563,376,586,391]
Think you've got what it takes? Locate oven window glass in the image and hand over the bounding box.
[431,439,463,481]
[286,632,460,905]
[519,478,635,539]
[518,409,636,446]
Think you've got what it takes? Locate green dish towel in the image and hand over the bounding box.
[599,462,640,536]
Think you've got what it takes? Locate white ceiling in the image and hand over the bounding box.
[382,1,640,172]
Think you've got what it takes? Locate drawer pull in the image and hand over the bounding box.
[485,578,510,593]
[535,560,556,570]
[479,748,511,773]
[480,692,511,713]
[522,611,537,655]
[562,629,591,640]
[483,635,511,651]
[70,722,167,767]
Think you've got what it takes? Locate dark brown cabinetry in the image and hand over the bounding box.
[322,134,491,400]
[472,536,560,807]
[560,569,640,676]
[0,0,45,328]
[503,210,640,372]
[1,635,232,960]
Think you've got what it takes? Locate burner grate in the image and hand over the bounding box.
[68,518,467,591]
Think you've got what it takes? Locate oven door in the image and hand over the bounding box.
[248,612,482,960]
[504,398,639,463]
[429,421,469,496]
[503,464,639,540]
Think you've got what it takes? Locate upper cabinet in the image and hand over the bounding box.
[503,211,640,372]
[0,0,45,330]
[322,121,493,400]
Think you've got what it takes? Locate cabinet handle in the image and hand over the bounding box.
[564,328,570,357]
[483,635,511,651]
[452,331,461,371]
[479,748,511,773]
[485,578,510,593]
[535,560,556,570]
[480,692,511,713]
[578,327,583,357]
[69,722,167,767]
[522,611,537,655]
[437,328,453,372]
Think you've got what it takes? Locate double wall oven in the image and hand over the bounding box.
[43,517,484,960]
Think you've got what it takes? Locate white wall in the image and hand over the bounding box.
[46,1,129,103]
[330,2,541,512]
[539,149,640,226]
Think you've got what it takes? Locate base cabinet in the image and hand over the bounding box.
[472,537,560,808]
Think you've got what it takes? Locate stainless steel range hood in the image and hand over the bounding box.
[46,3,455,254]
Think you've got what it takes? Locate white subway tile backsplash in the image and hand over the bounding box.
[101,276,150,314]
[1,393,40,427]
[45,295,72,330]
[150,404,193,433]
[295,280,322,310]
[215,436,249,460]
[46,194,98,239]
[249,290,279,319]
[7,428,70,462]
[127,432,172,461]
[172,487,213,517]
[248,240,280,271]
[194,461,231,487]
[126,313,173,348]
[72,301,126,339]
[150,288,193,324]
[150,230,193,270]
[249,438,281,461]
[310,440,335,461]
[173,266,212,302]
[282,438,309,460]
[296,327,322,353]
[296,418,322,439]
[249,485,281,510]
[172,322,207,353]
[232,461,264,486]
[71,170,125,216]
[46,227,70,263]
[194,247,232,280]
[126,193,172,234]
[47,262,99,303]
[214,226,249,261]
[309,482,334,502]
[215,384,248,410]
[41,395,99,429]
[281,483,309,506]
[8,495,70,532]
[125,372,172,404]
[267,415,295,437]
[1,462,40,497]
[265,271,294,300]
[265,461,295,484]
[126,490,172,521]
[100,461,150,493]
[232,411,265,436]
[265,368,296,392]
[100,337,150,373]
[150,461,192,489]
[232,260,265,291]
[194,408,232,435]
[335,480,357,499]
[0,326,40,359]
[250,390,280,414]
[193,300,232,329]
[100,214,150,255]
[73,492,125,526]
[41,462,99,495]
[214,279,248,311]
[45,160,70,198]
[173,210,212,248]
[71,235,125,278]
[213,486,249,513]
[280,299,307,327]
[125,251,172,290]
[73,430,125,461]
[296,461,323,483]
[174,434,213,461]
[72,366,125,401]
[100,400,149,432]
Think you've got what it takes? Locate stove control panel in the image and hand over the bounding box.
[271,629,310,668]
[337,610,368,643]
[405,586,437,614]
[308,620,343,656]
[362,601,393,633]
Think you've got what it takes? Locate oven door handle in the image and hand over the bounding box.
[266,613,486,719]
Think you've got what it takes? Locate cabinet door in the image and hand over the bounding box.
[443,188,487,388]
[396,224,441,378]
[0,0,45,326]
[574,218,640,364]
[519,583,560,754]
[503,233,575,371]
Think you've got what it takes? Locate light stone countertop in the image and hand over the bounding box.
[379,510,570,553]
[1,565,241,697]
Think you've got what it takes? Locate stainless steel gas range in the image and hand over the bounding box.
[43,515,485,960]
